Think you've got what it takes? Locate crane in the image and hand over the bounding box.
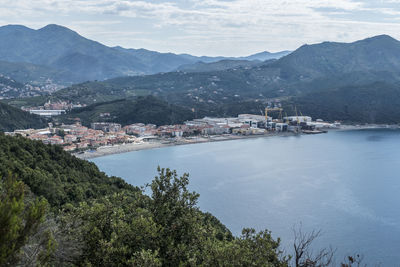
[294,106,300,125]
[265,107,283,121]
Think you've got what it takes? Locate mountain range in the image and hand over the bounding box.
[3,28,400,126]
[0,24,290,85]
[14,34,400,124]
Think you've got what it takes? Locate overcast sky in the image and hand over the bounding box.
[1,0,400,56]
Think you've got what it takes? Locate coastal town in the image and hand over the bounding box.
[6,111,341,158]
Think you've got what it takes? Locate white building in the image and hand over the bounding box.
[284,116,312,123]
[29,110,66,116]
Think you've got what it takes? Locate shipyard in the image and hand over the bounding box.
[5,106,342,159]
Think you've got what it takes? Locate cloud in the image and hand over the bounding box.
[1,0,400,55]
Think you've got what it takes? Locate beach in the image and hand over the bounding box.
[74,132,298,159]
[74,124,399,160]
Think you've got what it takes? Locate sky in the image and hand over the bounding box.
[1,0,400,56]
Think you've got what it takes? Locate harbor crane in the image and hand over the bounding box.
[265,107,283,121]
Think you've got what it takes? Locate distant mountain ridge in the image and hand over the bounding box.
[271,34,400,81]
[0,24,290,84]
[176,59,268,73]
[16,33,400,124]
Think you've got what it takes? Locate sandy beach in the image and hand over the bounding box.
[74,124,399,160]
[74,132,298,159]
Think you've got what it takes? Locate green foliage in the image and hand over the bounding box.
[64,192,159,266]
[201,228,289,267]
[287,82,400,124]
[57,166,287,266]
[150,167,202,265]
[57,96,195,126]
[128,249,162,267]
[177,59,260,73]
[0,173,48,266]
[0,133,136,207]
[0,102,47,131]
[0,134,288,266]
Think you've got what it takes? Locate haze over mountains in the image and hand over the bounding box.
[0,24,290,84]
[3,25,400,128]
[36,35,400,99]
[19,34,400,125]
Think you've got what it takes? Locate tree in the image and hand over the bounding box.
[64,191,159,266]
[293,224,335,267]
[341,254,366,267]
[201,228,289,267]
[0,173,48,266]
[149,167,202,265]
[149,167,289,266]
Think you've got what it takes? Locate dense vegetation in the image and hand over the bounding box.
[57,96,195,126]
[177,59,262,73]
[0,133,291,266]
[0,102,46,131]
[0,133,135,207]
[56,95,272,126]
[288,82,400,124]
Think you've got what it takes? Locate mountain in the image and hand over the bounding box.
[239,50,291,61]
[290,82,400,124]
[0,74,23,90]
[107,47,289,73]
[0,24,291,84]
[112,47,198,74]
[0,102,47,131]
[0,60,77,84]
[176,59,266,73]
[272,35,400,81]
[0,24,148,82]
[11,34,400,124]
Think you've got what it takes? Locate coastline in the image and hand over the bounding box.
[334,124,400,131]
[74,124,399,160]
[74,132,298,160]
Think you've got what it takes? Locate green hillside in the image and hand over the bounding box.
[272,35,400,81]
[177,59,263,73]
[0,133,289,266]
[9,34,400,125]
[289,82,400,124]
[0,60,77,85]
[0,102,46,131]
[58,96,196,126]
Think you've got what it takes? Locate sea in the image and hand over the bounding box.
[92,129,400,265]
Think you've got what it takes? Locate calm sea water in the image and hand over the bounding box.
[92,129,400,265]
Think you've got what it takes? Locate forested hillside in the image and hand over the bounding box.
[0,102,46,131]
[289,82,400,124]
[0,133,291,266]
[6,34,400,126]
[58,96,196,126]
[11,35,400,124]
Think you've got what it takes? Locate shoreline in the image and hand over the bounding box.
[74,124,399,160]
[74,132,298,160]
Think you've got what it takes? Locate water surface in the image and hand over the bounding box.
[92,129,400,265]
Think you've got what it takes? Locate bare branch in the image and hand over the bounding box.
[292,223,335,267]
